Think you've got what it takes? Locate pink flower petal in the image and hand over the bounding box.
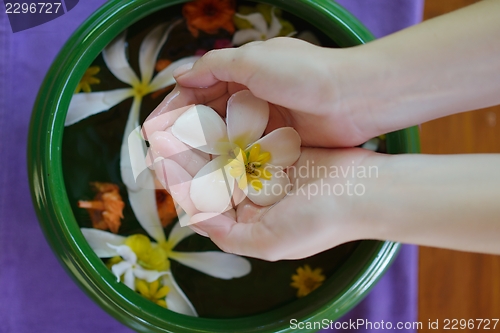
[226,90,269,148]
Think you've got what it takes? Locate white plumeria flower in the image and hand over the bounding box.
[107,244,168,290]
[65,20,198,127]
[81,218,251,316]
[232,8,295,46]
[162,90,301,214]
[65,20,199,244]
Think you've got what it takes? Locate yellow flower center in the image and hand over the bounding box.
[75,66,101,93]
[136,279,170,308]
[228,143,272,191]
[125,234,170,271]
[133,82,151,98]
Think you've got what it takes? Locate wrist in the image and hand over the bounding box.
[326,45,400,142]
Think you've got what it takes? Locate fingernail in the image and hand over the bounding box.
[189,225,209,237]
[173,62,194,78]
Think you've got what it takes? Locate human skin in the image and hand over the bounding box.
[146,0,500,259]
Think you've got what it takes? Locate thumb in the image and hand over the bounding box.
[173,46,261,88]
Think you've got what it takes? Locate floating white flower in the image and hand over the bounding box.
[65,20,198,127]
[148,90,301,215]
[65,20,199,248]
[107,243,168,290]
[232,8,294,46]
[82,217,251,316]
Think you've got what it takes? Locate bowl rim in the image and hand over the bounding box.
[28,0,420,332]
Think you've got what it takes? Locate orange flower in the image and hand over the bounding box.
[183,0,235,37]
[156,189,177,227]
[155,59,172,72]
[78,182,125,233]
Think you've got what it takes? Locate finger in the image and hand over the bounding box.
[145,82,228,120]
[174,44,263,88]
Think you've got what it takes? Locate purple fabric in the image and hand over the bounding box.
[0,1,422,332]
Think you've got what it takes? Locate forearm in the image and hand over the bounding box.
[360,153,500,254]
[339,0,500,136]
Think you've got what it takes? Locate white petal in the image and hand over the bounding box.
[128,188,167,243]
[123,268,136,290]
[247,167,291,206]
[267,8,282,38]
[169,251,251,279]
[190,156,235,213]
[361,138,380,151]
[139,21,180,85]
[65,88,133,126]
[178,212,192,228]
[148,56,200,92]
[227,90,269,148]
[163,274,198,316]
[296,31,321,45]
[121,97,146,191]
[236,13,267,35]
[232,29,262,46]
[133,266,167,282]
[120,97,166,243]
[80,228,126,257]
[153,159,199,217]
[111,261,131,282]
[102,31,140,86]
[149,129,209,177]
[126,124,153,190]
[172,105,229,155]
[168,221,195,249]
[109,244,137,263]
[253,127,301,168]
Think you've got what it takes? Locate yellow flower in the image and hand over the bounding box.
[290,265,325,298]
[75,66,100,93]
[136,279,170,308]
[125,234,170,271]
[228,143,272,191]
[106,256,122,269]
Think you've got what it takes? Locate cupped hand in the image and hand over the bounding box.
[186,147,378,261]
[144,37,378,148]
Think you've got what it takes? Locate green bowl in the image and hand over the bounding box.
[28,0,420,332]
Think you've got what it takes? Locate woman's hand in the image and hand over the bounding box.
[188,147,377,260]
[145,38,378,148]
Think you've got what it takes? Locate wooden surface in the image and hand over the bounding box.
[418,0,500,331]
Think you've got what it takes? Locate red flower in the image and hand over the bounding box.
[183,0,235,37]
